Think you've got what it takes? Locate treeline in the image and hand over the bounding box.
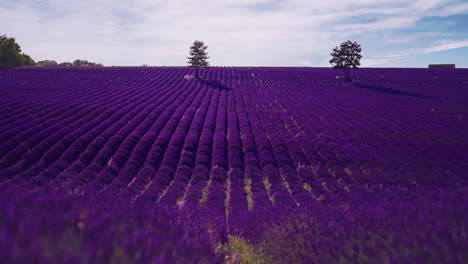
[37,59,103,67]
[0,35,35,68]
[1,34,103,68]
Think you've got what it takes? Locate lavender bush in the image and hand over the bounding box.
[0,188,223,264]
[258,189,467,264]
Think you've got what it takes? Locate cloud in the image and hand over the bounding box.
[1,0,467,66]
[432,2,468,16]
[362,39,468,67]
[335,17,418,35]
[423,40,468,53]
[361,55,403,67]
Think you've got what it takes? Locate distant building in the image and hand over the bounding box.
[428,64,456,68]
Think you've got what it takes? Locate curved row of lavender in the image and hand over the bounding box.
[0,66,466,263]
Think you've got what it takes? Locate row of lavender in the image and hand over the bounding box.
[1,66,467,208]
[259,68,467,188]
[0,66,466,262]
[2,67,467,197]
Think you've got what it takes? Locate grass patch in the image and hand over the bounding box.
[225,171,232,220]
[244,178,254,210]
[303,182,312,193]
[227,236,265,264]
[279,172,298,206]
[200,179,212,206]
[262,176,275,204]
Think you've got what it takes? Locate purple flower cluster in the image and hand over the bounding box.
[0,189,223,264]
[258,189,468,264]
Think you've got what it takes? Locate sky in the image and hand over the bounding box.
[1,0,468,67]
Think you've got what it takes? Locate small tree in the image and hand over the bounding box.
[72,59,103,67]
[187,40,210,80]
[329,40,362,82]
[37,60,59,67]
[59,62,73,67]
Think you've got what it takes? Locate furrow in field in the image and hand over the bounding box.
[55,69,181,191]
[157,83,214,205]
[134,79,210,203]
[0,88,141,184]
[114,74,203,201]
[265,100,334,201]
[73,69,194,193]
[235,75,272,210]
[0,71,128,140]
[254,99,315,204]
[203,84,228,214]
[226,86,249,214]
[28,71,174,189]
[239,91,297,207]
[0,75,135,163]
[183,84,221,207]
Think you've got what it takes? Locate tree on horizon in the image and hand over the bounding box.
[187,40,210,80]
[329,40,362,82]
[0,34,35,68]
[72,59,103,67]
[37,60,59,67]
[37,59,103,67]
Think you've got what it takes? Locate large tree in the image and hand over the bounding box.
[187,40,210,79]
[329,40,362,82]
[0,34,35,68]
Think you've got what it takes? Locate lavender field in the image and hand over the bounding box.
[0,66,467,263]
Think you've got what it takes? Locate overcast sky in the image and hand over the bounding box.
[1,0,468,67]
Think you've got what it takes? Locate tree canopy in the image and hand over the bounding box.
[187,40,210,80]
[37,60,59,67]
[59,62,73,67]
[72,59,103,67]
[37,59,103,67]
[329,40,362,81]
[187,40,210,68]
[0,34,35,68]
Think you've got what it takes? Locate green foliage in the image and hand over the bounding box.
[37,59,103,67]
[0,34,35,68]
[72,59,103,67]
[22,54,36,66]
[187,40,210,79]
[187,40,210,68]
[330,40,362,81]
[227,236,265,264]
[37,60,59,67]
[244,178,254,210]
[59,62,73,67]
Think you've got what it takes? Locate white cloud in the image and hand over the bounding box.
[361,55,402,67]
[423,40,468,53]
[431,2,468,16]
[335,17,418,35]
[0,0,467,66]
[362,39,468,67]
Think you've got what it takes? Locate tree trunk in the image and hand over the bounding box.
[343,67,352,82]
